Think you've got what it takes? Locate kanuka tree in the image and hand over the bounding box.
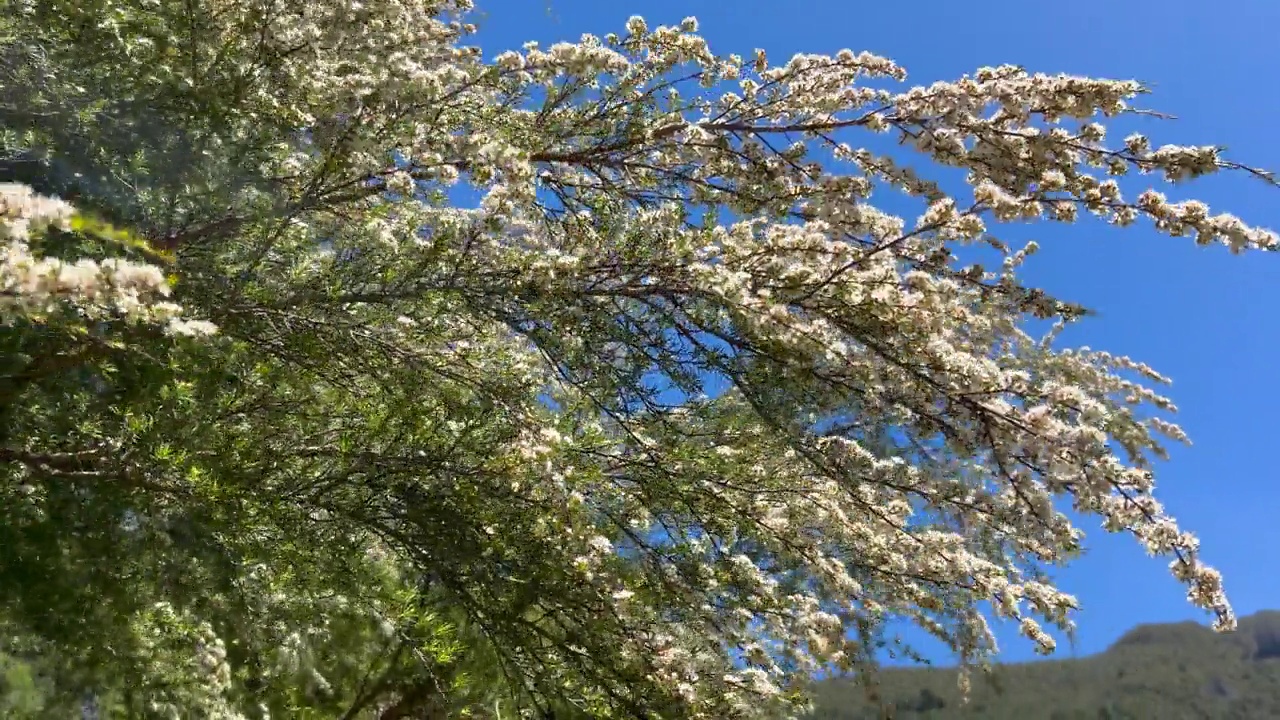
[2,1,1275,718]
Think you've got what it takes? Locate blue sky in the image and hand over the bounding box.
[471,0,1280,665]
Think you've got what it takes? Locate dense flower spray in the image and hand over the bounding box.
[0,183,215,335]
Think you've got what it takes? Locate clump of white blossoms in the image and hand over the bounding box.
[129,602,245,720]
[0,183,216,336]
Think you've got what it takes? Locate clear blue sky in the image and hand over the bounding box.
[473,0,1280,664]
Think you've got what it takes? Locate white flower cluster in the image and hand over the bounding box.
[0,184,216,336]
[0,181,74,241]
[131,602,245,720]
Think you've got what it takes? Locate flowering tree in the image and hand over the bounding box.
[1,1,1275,717]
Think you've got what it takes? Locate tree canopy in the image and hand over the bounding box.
[1,1,1275,717]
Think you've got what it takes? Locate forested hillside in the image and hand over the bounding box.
[809,611,1280,719]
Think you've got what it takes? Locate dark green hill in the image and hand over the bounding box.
[808,611,1280,720]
